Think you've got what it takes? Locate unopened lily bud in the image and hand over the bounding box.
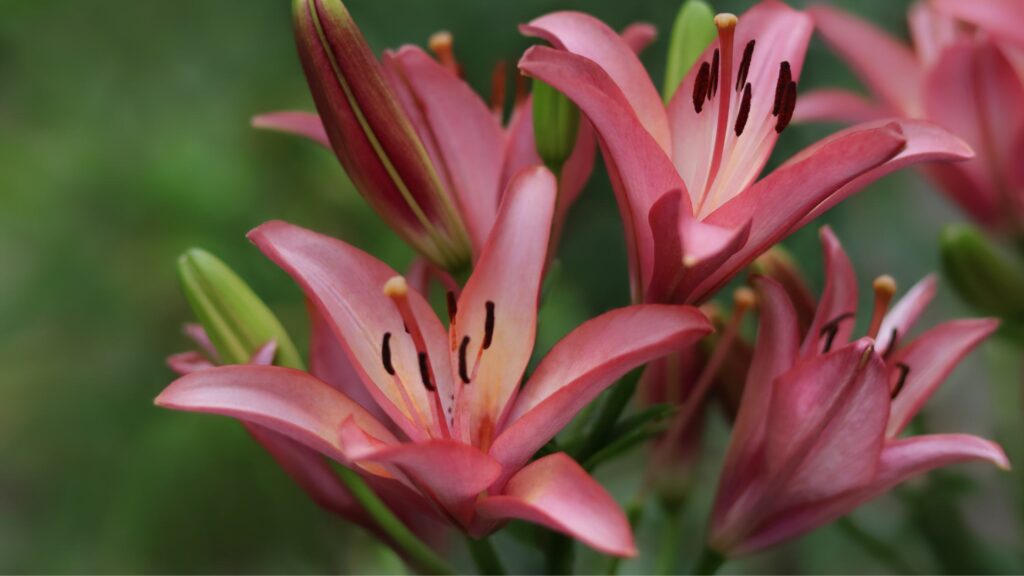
[663,0,716,102]
[941,224,1024,323]
[291,0,471,270]
[177,248,303,369]
[532,79,580,173]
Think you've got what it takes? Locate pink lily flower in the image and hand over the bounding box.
[253,0,659,272]
[517,0,974,305]
[167,323,448,550]
[708,226,1010,555]
[799,2,1024,236]
[156,167,712,556]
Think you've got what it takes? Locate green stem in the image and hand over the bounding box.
[837,517,918,575]
[692,547,725,575]
[468,536,506,575]
[574,369,642,464]
[655,504,683,575]
[545,532,575,575]
[336,467,454,575]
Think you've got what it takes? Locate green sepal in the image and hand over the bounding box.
[663,0,717,103]
[177,248,304,369]
[940,225,1024,331]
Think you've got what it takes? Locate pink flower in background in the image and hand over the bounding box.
[518,0,973,306]
[254,0,658,271]
[799,1,1024,236]
[156,167,712,556]
[708,227,1009,555]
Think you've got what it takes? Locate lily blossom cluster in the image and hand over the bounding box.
[517,0,972,306]
[799,1,1024,237]
[158,168,712,555]
[708,227,1009,555]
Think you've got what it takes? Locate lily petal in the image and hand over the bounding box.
[716,276,801,515]
[876,275,937,355]
[620,23,658,55]
[933,0,1024,49]
[251,111,330,148]
[155,365,398,463]
[167,351,216,375]
[695,123,906,302]
[793,89,889,124]
[736,434,1009,555]
[809,5,924,115]
[384,45,507,255]
[340,420,502,527]
[490,305,711,475]
[451,167,556,448]
[475,453,636,557]
[519,45,687,298]
[801,227,858,357]
[309,303,390,422]
[886,318,999,437]
[250,220,456,441]
[521,11,671,154]
[908,1,961,66]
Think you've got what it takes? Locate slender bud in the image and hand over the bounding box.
[177,248,303,369]
[664,0,717,103]
[532,79,581,173]
[292,0,471,270]
[941,224,1024,323]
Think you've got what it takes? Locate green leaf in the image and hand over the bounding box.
[940,225,1024,329]
[177,248,304,369]
[663,0,717,103]
[582,403,678,471]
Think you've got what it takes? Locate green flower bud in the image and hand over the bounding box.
[941,225,1024,325]
[177,248,303,369]
[663,0,716,103]
[532,79,580,173]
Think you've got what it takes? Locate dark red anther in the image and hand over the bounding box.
[819,312,856,353]
[775,81,797,133]
[418,352,435,391]
[483,301,496,349]
[709,48,720,100]
[381,332,395,375]
[736,40,755,92]
[446,291,458,323]
[772,61,792,116]
[891,363,911,399]
[458,335,471,384]
[693,62,711,114]
[734,82,752,136]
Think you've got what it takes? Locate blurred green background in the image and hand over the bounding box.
[1,0,1020,573]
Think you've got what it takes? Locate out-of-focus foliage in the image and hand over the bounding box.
[0,0,1018,573]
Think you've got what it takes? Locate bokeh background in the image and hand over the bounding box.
[1,0,1020,573]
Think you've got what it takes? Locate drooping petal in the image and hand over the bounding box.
[886,318,999,436]
[249,221,455,440]
[669,0,813,215]
[715,276,801,516]
[489,305,711,475]
[519,45,687,298]
[876,275,937,355]
[251,111,331,148]
[475,453,636,557]
[809,5,924,116]
[155,365,399,463]
[789,119,975,230]
[693,123,906,303]
[801,227,859,357]
[383,45,507,255]
[521,11,672,154]
[620,23,658,55]
[451,167,556,448]
[922,39,1024,228]
[793,89,890,124]
[339,420,502,527]
[933,0,1024,49]
[735,434,1010,555]
[167,351,216,375]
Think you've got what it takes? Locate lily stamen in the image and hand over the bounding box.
[891,362,911,399]
[819,311,856,353]
[489,60,508,118]
[867,275,897,339]
[428,31,461,77]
